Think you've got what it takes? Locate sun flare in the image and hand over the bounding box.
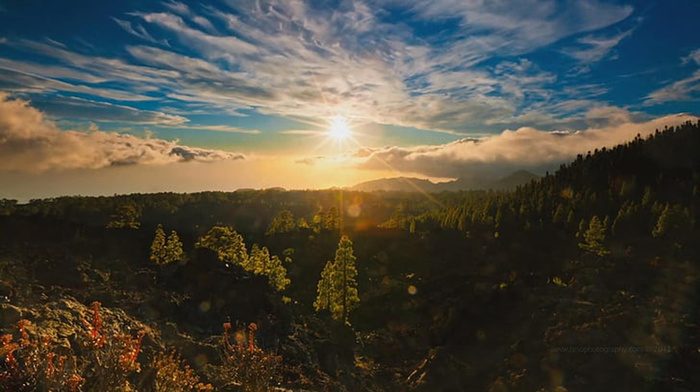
[328,116,351,141]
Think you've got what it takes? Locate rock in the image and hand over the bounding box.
[0,303,23,327]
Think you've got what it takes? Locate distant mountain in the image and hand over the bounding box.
[350,177,438,192]
[350,170,540,192]
[488,170,541,190]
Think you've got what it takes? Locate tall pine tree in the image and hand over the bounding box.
[150,224,167,264]
[164,230,184,264]
[314,236,360,324]
[578,215,610,256]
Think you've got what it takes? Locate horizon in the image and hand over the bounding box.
[1,0,699,199]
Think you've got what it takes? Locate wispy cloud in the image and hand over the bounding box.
[0,93,243,172]
[167,124,261,134]
[112,17,168,45]
[682,49,700,66]
[646,49,700,104]
[30,95,188,124]
[563,28,635,64]
[0,0,639,135]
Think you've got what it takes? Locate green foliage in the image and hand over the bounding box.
[197,226,289,291]
[266,210,296,235]
[652,204,693,240]
[106,204,141,229]
[248,245,290,291]
[283,248,294,263]
[165,230,184,264]
[153,351,212,392]
[578,215,610,256]
[322,207,340,231]
[150,224,167,264]
[151,225,184,265]
[196,226,248,266]
[314,236,360,323]
[313,261,334,313]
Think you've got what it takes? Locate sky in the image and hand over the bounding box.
[0,0,699,200]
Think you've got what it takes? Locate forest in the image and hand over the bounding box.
[1,120,699,391]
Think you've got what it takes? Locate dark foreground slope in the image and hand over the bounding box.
[0,121,699,391]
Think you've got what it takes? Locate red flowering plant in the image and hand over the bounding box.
[77,301,146,391]
[0,319,84,392]
[220,322,282,392]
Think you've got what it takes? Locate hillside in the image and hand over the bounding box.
[0,121,699,391]
[351,170,540,192]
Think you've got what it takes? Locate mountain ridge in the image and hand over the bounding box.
[350,169,540,192]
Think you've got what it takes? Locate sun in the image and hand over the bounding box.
[328,116,351,141]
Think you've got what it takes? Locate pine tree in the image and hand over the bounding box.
[652,204,693,240]
[164,230,184,264]
[578,215,610,256]
[322,207,340,231]
[266,210,296,235]
[196,226,248,266]
[313,236,361,323]
[314,261,334,312]
[150,224,167,264]
[248,244,275,275]
[264,255,290,291]
[106,204,141,229]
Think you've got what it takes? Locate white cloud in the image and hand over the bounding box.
[31,96,188,124]
[359,112,698,178]
[682,49,700,65]
[646,49,700,104]
[0,93,243,172]
[0,0,638,134]
[404,0,633,54]
[645,70,700,104]
[112,17,166,45]
[563,28,634,64]
[167,124,261,134]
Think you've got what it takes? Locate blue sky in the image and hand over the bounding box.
[0,0,699,198]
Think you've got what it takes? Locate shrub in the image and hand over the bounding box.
[78,301,145,391]
[0,319,84,392]
[220,322,282,392]
[153,351,213,392]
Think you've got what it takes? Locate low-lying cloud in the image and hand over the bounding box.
[0,93,244,172]
[359,113,699,178]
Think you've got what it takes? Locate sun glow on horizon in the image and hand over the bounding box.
[328,116,352,141]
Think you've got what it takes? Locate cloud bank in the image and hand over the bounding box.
[359,112,699,178]
[0,93,244,172]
